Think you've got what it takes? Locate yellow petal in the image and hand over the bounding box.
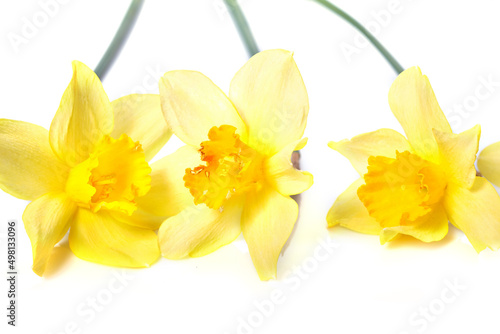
[158,197,243,259]
[327,178,381,235]
[433,125,480,188]
[0,119,69,200]
[265,138,313,196]
[388,67,451,163]
[110,207,165,231]
[111,94,172,161]
[22,192,76,276]
[443,177,500,252]
[69,208,160,267]
[229,49,308,156]
[329,128,412,176]
[379,205,448,244]
[135,145,201,218]
[241,186,298,280]
[50,61,114,167]
[159,70,247,146]
[478,141,500,187]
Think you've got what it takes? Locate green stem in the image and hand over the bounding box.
[94,0,145,80]
[312,0,404,74]
[223,0,259,57]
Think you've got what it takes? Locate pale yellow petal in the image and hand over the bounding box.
[22,192,76,276]
[327,178,381,235]
[265,138,313,196]
[159,70,247,146]
[388,66,451,163]
[443,177,500,252]
[241,186,298,280]
[478,141,500,187]
[111,94,172,161]
[158,197,243,259]
[0,119,69,200]
[50,61,114,167]
[379,205,448,244]
[433,125,480,188]
[329,128,412,176]
[229,49,308,156]
[69,209,160,267]
[135,145,201,218]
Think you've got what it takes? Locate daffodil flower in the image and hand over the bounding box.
[157,49,313,280]
[327,67,500,251]
[0,61,192,276]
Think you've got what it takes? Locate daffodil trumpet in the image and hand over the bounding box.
[157,49,313,280]
[0,61,194,276]
[328,67,500,251]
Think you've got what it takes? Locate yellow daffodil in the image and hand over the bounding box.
[0,61,192,276]
[478,142,500,187]
[157,49,313,280]
[327,67,500,251]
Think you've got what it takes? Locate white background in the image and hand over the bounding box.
[2,0,500,333]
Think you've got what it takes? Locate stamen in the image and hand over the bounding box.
[92,175,117,186]
[65,134,151,215]
[184,125,262,209]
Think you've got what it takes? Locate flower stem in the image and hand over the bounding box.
[94,0,145,80]
[223,0,260,57]
[311,0,404,74]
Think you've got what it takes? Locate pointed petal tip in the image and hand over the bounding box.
[258,273,277,281]
[400,66,422,77]
[471,241,486,253]
[71,60,93,75]
[327,220,339,228]
[295,137,308,150]
[255,264,278,281]
[328,140,342,150]
[32,265,45,277]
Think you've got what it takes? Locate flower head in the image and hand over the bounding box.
[0,61,191,276]
[328,67,500,251]
[157,49,313,280]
